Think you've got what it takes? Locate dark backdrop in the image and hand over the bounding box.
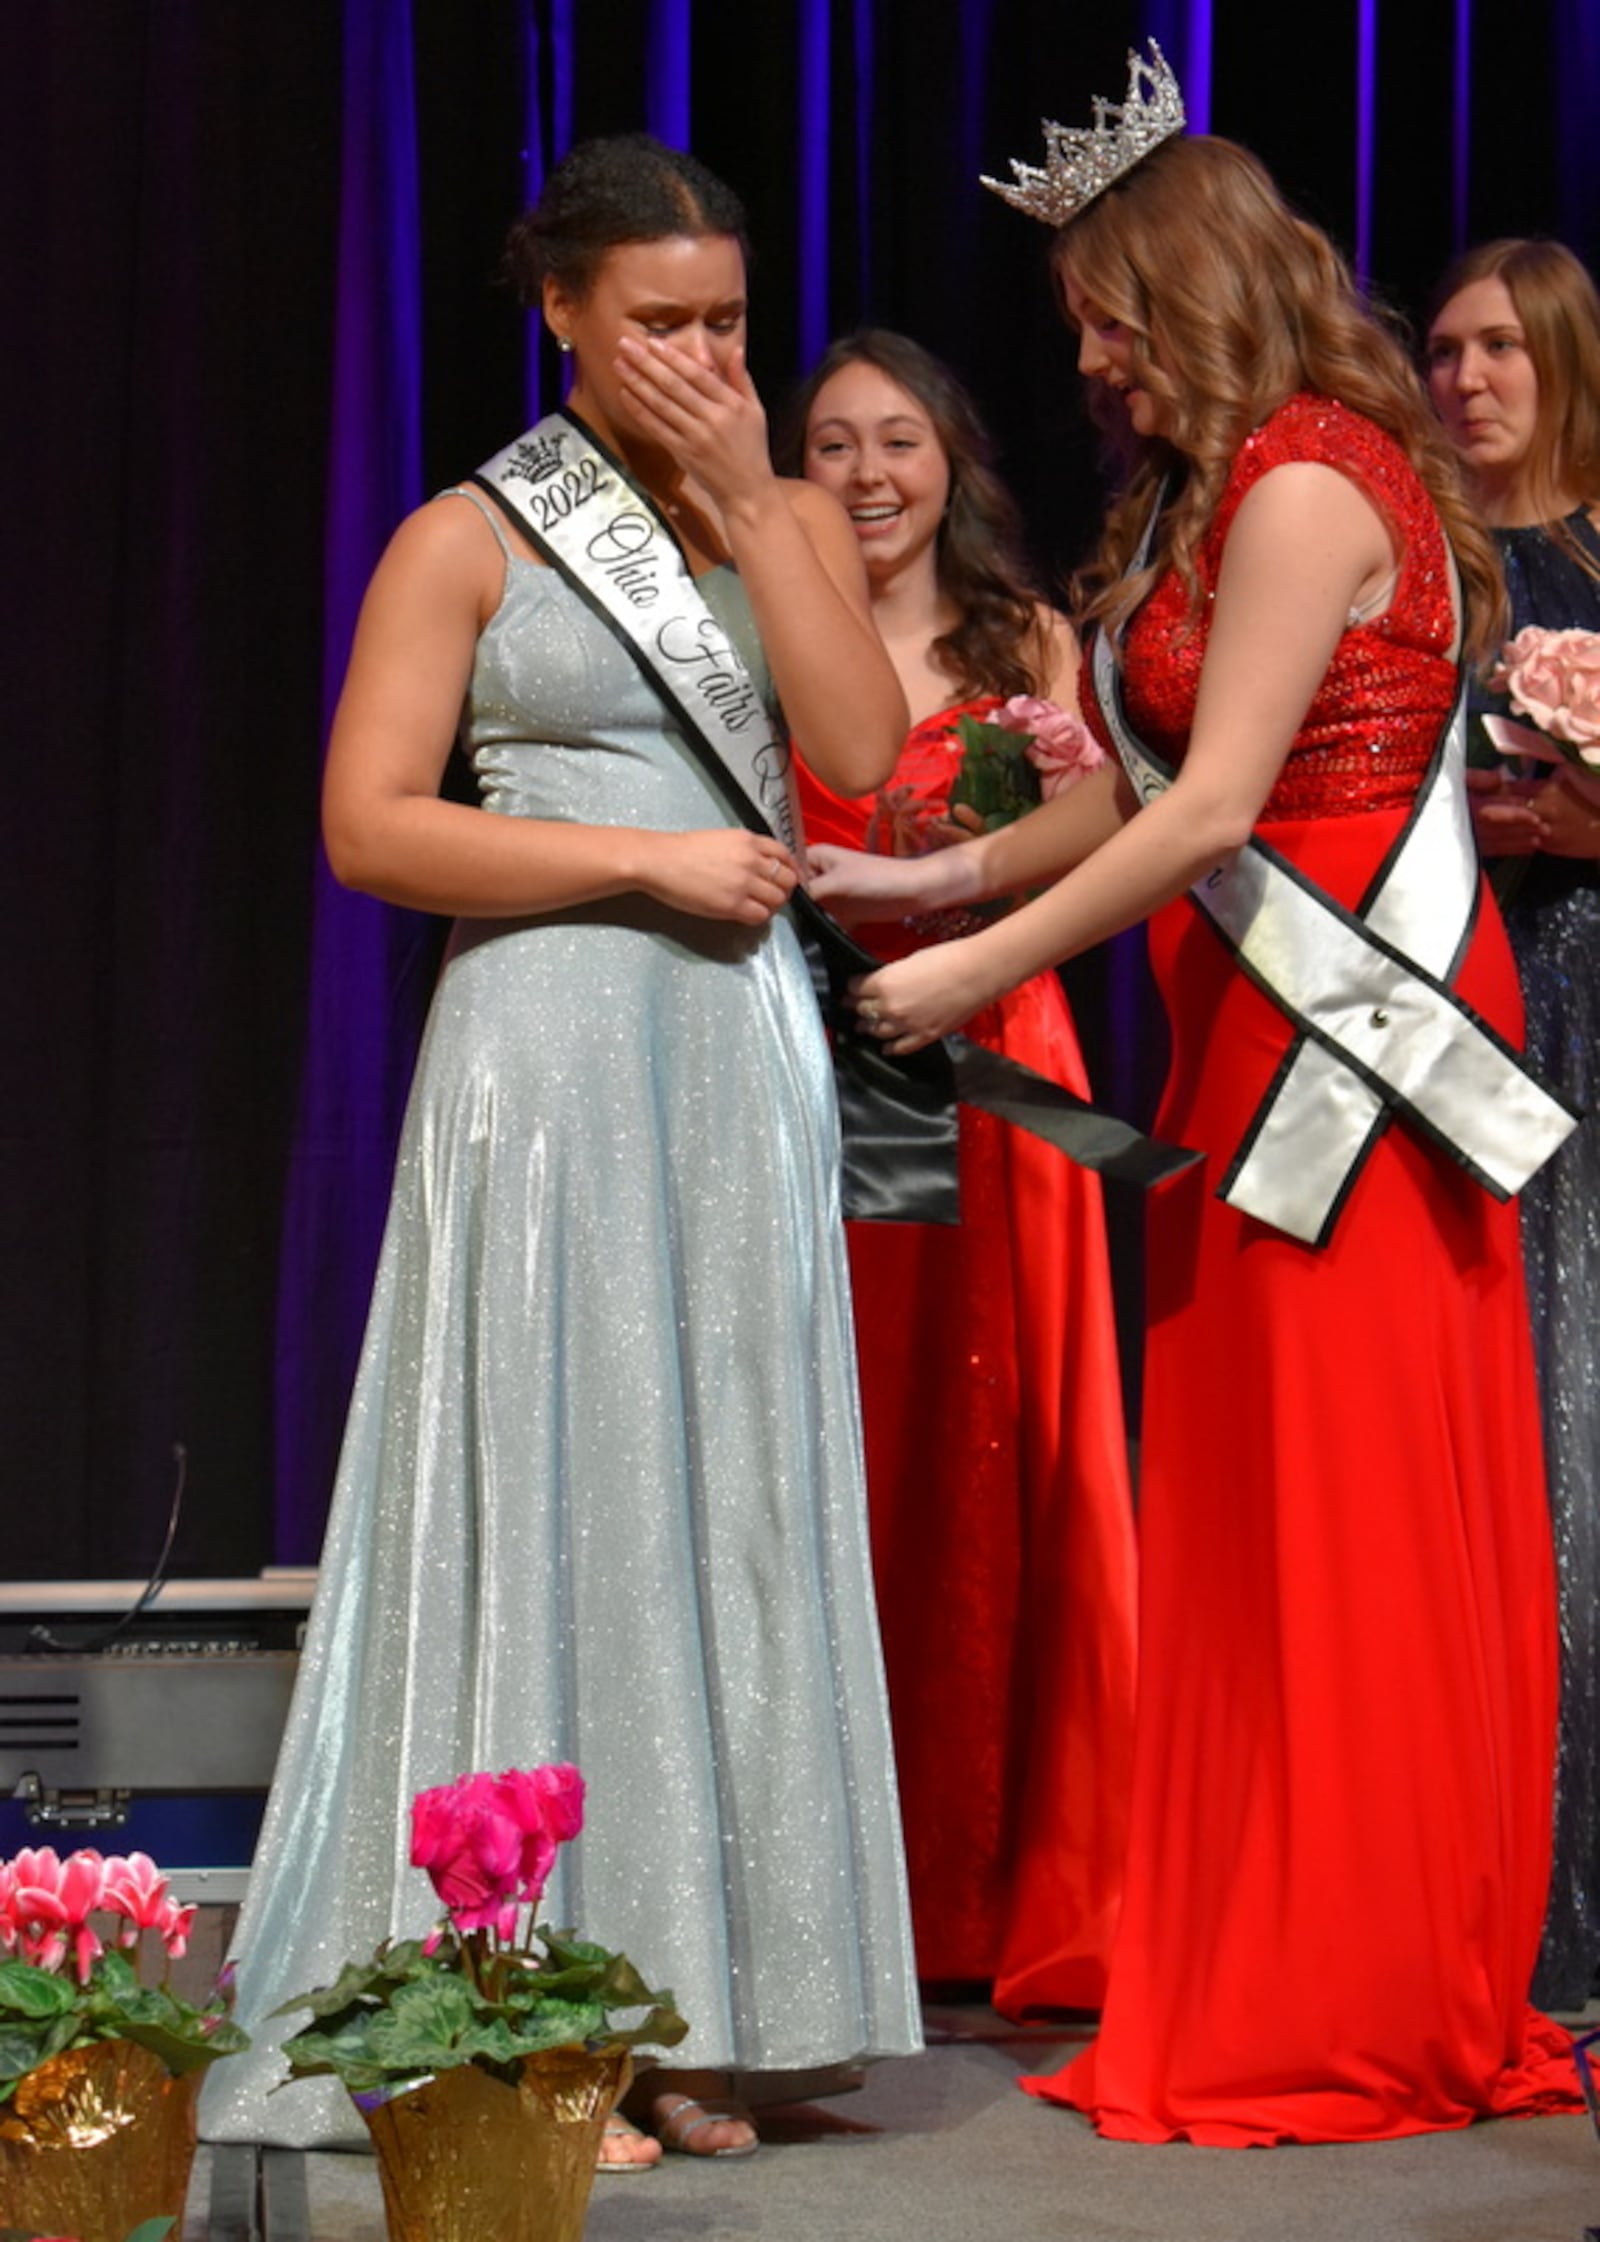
[5,0,1596,1579]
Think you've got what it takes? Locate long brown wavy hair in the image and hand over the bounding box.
[778,330,1053,701]
[1426,237,1600,577]
[1058,136,1503,658]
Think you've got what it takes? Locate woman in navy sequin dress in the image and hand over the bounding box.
[1428,238,1600,2012]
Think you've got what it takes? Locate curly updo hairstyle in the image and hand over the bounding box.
[504,133,751,305]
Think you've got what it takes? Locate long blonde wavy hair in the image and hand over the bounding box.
[1060,136,1503,659]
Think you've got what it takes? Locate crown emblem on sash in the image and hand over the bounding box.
[981,40,1185,229]
[503,429,569,485]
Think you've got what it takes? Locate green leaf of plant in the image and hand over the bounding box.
[593,1952,664,2008]
[622,2001,690,2051]
[125,2221,178,2241]
[0,2023,54,2080]
[272,1928,686,2087]
[112,2017,241,2076]
[281,2018,394,2078]
[96,1946,142,1995]
[272,2035,392,2098]
[499,2000,607,2055]
[272,1959,395,2022]
[947,714,1040,829]
[293,1940,443,2021]
[0,1963,75,2020]
[538,1930,610,1968]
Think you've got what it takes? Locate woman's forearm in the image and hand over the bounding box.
[965,764,1135,895]
[952,777,1249,993]
[721,485,907,797]
[325,790,793,925]
[325,792,664,916]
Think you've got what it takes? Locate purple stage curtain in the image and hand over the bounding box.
[5,0,1596,1576]
[269,0,432,1563]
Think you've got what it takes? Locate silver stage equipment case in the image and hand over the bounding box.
[0,1571,313,1903]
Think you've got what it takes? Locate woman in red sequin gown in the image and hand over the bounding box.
[786,334,1137,2009]
[809,142,1582,2142]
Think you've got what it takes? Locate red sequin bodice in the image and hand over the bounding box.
[1093,396,1459,822]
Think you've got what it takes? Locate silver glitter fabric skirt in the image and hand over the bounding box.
[1511,880,1600,2011]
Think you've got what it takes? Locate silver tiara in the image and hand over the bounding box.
[981,41,1186,229]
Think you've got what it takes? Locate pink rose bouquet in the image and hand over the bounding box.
[276,1762,685,2099]
[948,696,1107,833]
[0,1847,246,2104]
[1485,626,1600,804]
[999,694,1110,801]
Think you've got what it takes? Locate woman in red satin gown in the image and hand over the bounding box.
[808,135,1583,2142]
[783,333,1138,2011]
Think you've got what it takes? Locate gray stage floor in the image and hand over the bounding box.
[181,1997,1600,2242]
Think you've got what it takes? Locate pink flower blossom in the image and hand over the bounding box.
[1494,626,1600,750]
[155,1897,197,1961]
[500,1763,585,1846]
[100,1851,172,1931]
[410,1763,584,1935]
[411,1772,529,1934]
[992,694,1109,800]
[2,1848,108,1982]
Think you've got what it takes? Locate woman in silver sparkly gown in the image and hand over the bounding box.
[201,136,920,2158]
[1428,238,1600,2011]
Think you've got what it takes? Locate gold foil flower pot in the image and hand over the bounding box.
[356,2046,630,2242]
[0,2039,201,2242]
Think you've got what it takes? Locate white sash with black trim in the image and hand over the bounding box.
[1091,535,1578,1246]
[474,412,801,850]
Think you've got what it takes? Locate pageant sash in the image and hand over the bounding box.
[473,412,1196,1218]
[1091,545,1579,1245]
[476,413,802,849]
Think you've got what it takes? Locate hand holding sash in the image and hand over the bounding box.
[851,943,1007,1057]
[643,828,800,924]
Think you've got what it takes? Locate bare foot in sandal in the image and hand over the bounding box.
[633,2067,758,2158]
[596,2110,663,2172]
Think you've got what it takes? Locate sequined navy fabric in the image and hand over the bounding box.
[1492,512,1600,2010]
[1113,396,1458,821]
[201,494,920,2149]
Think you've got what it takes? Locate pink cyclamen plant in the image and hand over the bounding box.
[278,1762,685,2096]
[0,1847,244,2104]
